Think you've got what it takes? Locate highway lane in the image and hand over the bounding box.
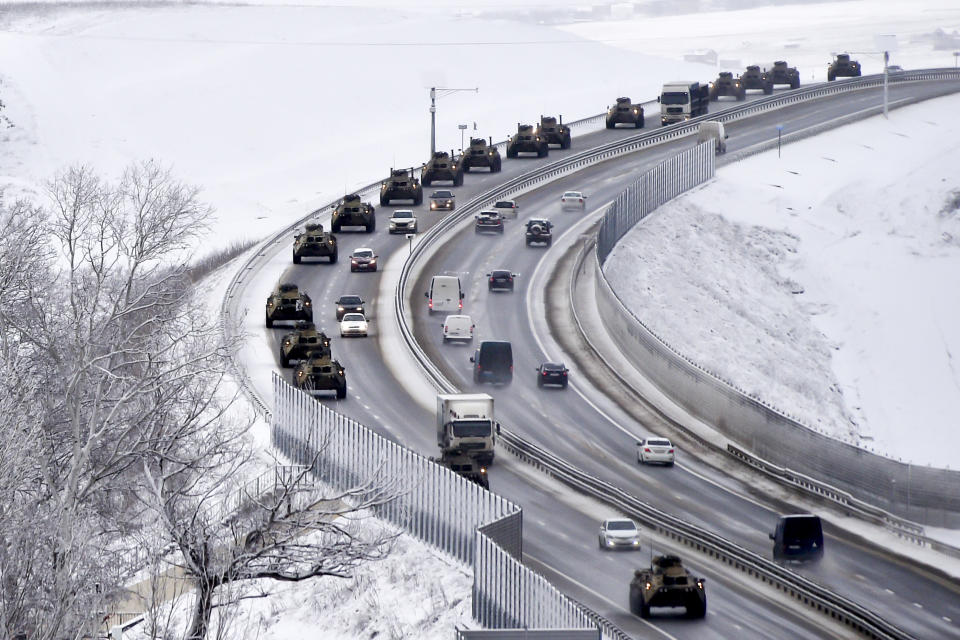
[251,79,960,637]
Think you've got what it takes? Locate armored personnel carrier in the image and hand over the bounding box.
[506,124,548,158]
[461,137,502,173]
[380,168,423,206]
[767,60,800,89]
[525,218,554,247]
[709,71,746,101]
[293,351,347,399]
[629,555,706,619]
[606,97,645,129]
[265,283,313,328]
[740,65,773,94]
[421,151,464,187]
[279,321,331,368]
[538,115,571,149]
[331,194,375,233]
[827,54,861,81]
[292,222,337,264]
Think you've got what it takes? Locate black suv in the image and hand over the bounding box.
[525,218,554,247]
[335,295,365,320]
[475,211,505,234]
[487,269,517,292]
[536,362,569,388]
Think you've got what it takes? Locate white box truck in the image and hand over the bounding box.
[436,393,496,465]
[660,81,710,126]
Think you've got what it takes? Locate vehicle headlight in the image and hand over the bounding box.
[338,306,344,311]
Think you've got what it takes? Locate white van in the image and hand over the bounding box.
[425,275,463,314]
[442,314,474,343]
[697,121,728,155]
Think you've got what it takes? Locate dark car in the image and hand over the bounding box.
[771,514,824,562]
[349,247,378,272]
[475,211,505,234]
[335,295,365,321]
[536,362,568,388]
[471,340,513,385]
[429,190,456,211]
[487,269,517,292]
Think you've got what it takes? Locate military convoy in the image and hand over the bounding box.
[461,137,502,172]
[525,218,554,247]
[421,151,464,187]
[740,65,773,94]
[507,124,548,158]
[709,71,746,101]
[279,321,331,368]
[265,283,313,328]
[538,115,572,149]
[767,60,801,89]
[828,54,861,81]
[629,555,707,619]
[332,194,376,233]
[606,97,645,129]
[293,351,347,399]
[292,222,337,264]
[380,168,423,206]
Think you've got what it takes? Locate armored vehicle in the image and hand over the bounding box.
[292,222,337,264]
[629,555,706,619]
[828,54,861,81]
[709,71,745,101]
[380,168,423,206]
[421,151,464,187]
[279,321,331,368]
[525,218,554,247]
[740,65,773,94]
[265,283,313,328]
[432,452,489,490]
[538,115,571,149]
[332,194,376,233]
[461,137,502,172]
[506,124,548,158]
[293,352,346,399]
[606,97,645,129]
[767,60,800,89]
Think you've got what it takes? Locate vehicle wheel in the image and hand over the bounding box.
[422,174,432,186]
[474,227,480,234]
[332,221,341,232]
[329,250,338,264]
[639,600,650,619]
[636,119,643,128]
[561,380,568,388]
[562,137,571,149]
[366,219,375,233]
[667,460,675,467]
[498,227,504,234]
[763,84,773,95]
[537,377,543,388]
[414,192,423,206]
[606,120,614,129]
[488,284,493,291]
[507,147,517,158]
[492,159,502,172]
[413,224,418,233]
[454,173,463,187]
[737,91,746,101]
[280,350,290,368]
[791,78,800,89]
[442,336,447,343]
[380,195,388,206]
[546,238,552,247]
[305,311,313,323]
[350,265,356,273]
[537,147,547,158]
[709,92,718,101]
[827,72,835,82]
[336,384,346,400]
[638,453,645,465]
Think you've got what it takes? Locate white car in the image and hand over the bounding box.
[442,314,474,343]
[491,199,520,219]
[389,209,418,234]
[561,191,586,210]
[637,437,675,466]
[598,518,641,551]
[339,312,368,337]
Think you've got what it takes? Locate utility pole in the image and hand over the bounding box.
[429,86,478,156]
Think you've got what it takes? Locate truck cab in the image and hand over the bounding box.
[436,393,496,465]
[660,81,709,126]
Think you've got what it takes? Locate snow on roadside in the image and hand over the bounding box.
[605,92,960,467]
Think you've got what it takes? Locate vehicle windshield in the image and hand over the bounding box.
[607,520,636,531]
[432,191,453,198]
[338,296,362,305]
[452,420,492,437]
[563,192,581,198]
[494,201,515,208]
[393,211,413,218]
[542,363,564,371]
[647,439,671,447]
[342,313,365,322]
[354,250,374,258]
[783,516,821,542]
[492,271,511,278]
[661,91,690,105]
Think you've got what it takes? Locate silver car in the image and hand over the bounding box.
[637,437,675,466]
[598,518,641,551]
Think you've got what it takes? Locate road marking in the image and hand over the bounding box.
[914,602,924,609]
[884,588,895,595]
[854,573,866,582]
[943,616,952,623]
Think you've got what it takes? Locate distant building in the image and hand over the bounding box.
[683,49,718,65]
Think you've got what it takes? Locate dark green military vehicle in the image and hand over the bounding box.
[606,97,645,129]
[767,60,800,89]
[461,137,502,172]
[293,351,347,399]
[506,123,548,158]
[538,115,571,149]
[265,283,313,328]
[629,555,706,619]
[292,222,337,264]
[331,194,375,233]
[709,71,746,101]
[279,321,331,368]
[740,64,773,94]
[380,168,423,206]
[421,151,464,187]
[827,54,861,81]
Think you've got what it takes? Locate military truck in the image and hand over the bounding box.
[292,222,338,264]
[431,452,489,490]
[629,555,707,619]
[606,97,645,129]
[767,60,801,89]
[538,115,571,149]
[265,283,313,328]
[331,194,376,233]
[828,54,861,81]
[380,167,423,206]
[525,218,554,247]
[506,124,548,158]
[293,351,347,399]
[279,321,331,368]
[421,151,464,187]
[709,71,746,101]
[740,65,773,94]
[461,137,502,173]
[659,81,710,125]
